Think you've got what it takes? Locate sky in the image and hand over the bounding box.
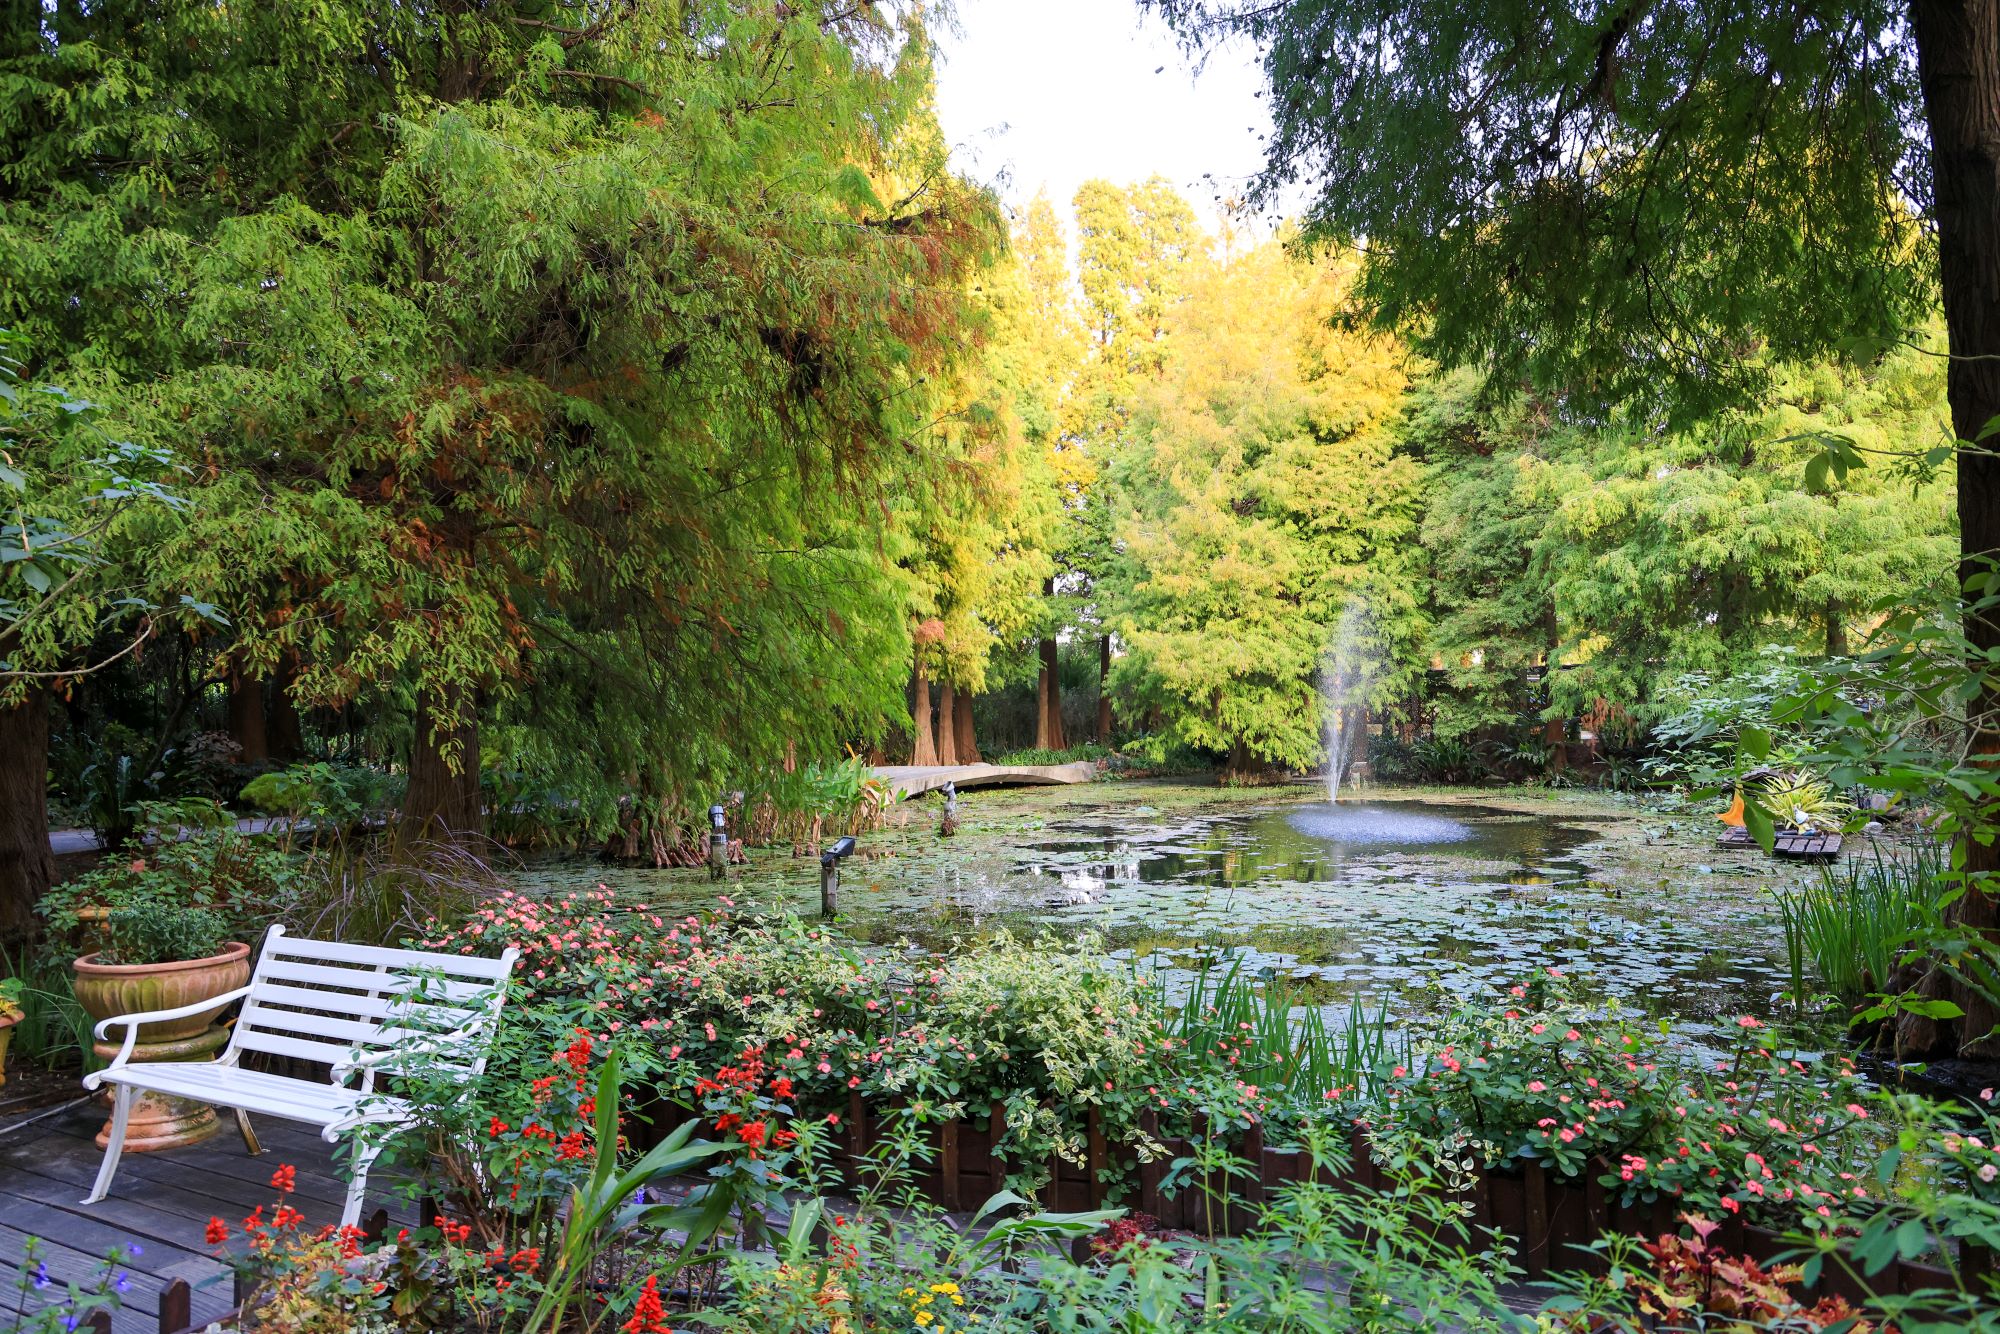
[930,0,1277,228]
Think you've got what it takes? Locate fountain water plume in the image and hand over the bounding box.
[1319,597,1378,803]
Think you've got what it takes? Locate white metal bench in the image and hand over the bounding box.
[82,925,518,1228]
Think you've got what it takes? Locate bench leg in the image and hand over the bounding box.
[339,1142,381,1232]
[83,1085,134,1205]
[235,1109,262,1156]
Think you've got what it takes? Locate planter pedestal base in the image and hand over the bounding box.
[90,1025,231,1151]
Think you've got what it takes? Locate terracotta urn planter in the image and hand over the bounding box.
[72,941,252,1150]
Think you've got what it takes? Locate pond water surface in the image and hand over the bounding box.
[519,781,1825,1049]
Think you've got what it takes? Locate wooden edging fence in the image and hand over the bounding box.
[649,1089,1988,1308]
[82,1096,1990,1333]
[73,1207,391,1334]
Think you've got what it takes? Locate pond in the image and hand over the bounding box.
[519,780,1830,1050]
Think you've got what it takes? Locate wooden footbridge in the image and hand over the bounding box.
[872,761,1098,800]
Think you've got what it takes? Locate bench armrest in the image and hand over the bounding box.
[83,984,255,1089]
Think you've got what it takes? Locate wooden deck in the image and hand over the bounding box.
[0,1102,415,1331]
[873,761,1098,800]
[1715,825,1846,860]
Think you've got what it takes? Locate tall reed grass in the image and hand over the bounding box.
[1774,840,1948,1007]
[1,944,97,1074]
[1147,955,1400,1106]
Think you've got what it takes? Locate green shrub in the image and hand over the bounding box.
[39,824,299,951]
[98,904,230,966]
[989,742,1111,766]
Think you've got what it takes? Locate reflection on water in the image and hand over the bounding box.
[526,790,1799,1045]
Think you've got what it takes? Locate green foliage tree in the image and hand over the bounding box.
[1105,237,1421,775]
[1051,177,1205,748]
[1,2,1003,889]
[1143,0,2000,1056]
[1415,345,1957,742]
[0,329,224,932]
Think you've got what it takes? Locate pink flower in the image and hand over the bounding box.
[1527,1080,1547,1093]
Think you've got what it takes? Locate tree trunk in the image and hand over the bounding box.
[0,689,54,941]
[935,682,961,766]
[1097,635,1113,743]
[953,688,982,764]
[227,669,269,766]
[909,665,938,766]
[1907,0,2000,1058]
[267,657,304,762]
[400,684,484,843]
[1226,735,1254,784]
[1825,599,1849,659]
[1037,638,1067,751]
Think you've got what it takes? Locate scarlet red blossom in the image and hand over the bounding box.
[623,1274,672,1333]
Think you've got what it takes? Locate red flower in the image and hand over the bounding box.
[623,1274,672,1333]
[204,1217,229,1245]
[270,1164,297,1194]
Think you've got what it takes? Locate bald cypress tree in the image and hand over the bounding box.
[0,2,1002,906]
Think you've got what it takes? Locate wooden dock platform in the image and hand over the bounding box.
[0,1102,415,1330]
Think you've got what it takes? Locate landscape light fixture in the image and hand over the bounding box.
[820,835,858,917]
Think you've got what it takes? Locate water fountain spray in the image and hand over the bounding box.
[1319,597,1377,804]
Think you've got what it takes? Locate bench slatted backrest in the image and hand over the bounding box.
[229,926,517,1083]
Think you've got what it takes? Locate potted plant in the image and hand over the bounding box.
[67,902,251,1149]
[0,977,22,1086]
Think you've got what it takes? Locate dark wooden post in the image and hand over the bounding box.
[1522,1160,1550,1279]
[157,1279,191,1334]
[939,1118,962,1211]
[1231,1123,1265,1234]
[1138,1109,1163,1219]
[1086,1107,1108,1210]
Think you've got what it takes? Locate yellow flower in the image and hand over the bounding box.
[914,1314,934,1328]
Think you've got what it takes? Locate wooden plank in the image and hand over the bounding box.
[0,1187,219,1295]
[1,1160,314,1256]
[263,934,513,980]
[28,1119,358,1208]
[0,1221,174,1319]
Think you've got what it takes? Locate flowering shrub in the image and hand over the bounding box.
[425,894,1176,1188]
[1374,972,1880,1232]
